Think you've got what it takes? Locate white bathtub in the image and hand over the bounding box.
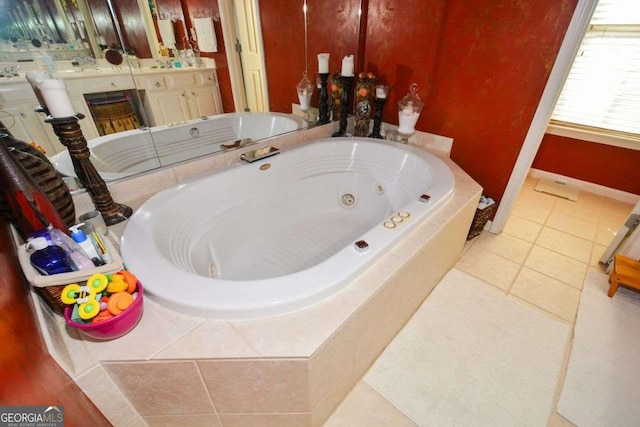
[50,112,307,181]
[120,138,455,319]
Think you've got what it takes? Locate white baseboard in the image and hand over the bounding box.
[529,168,640,204]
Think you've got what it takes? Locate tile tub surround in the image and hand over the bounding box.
[34,124,478,426]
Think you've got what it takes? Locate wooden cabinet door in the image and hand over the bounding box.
[187,87,222,119]
[145,90,190,125]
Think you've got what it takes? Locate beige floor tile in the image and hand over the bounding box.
[524,246,588,289]
[522,176,538,190]
[511,200,552,224]
[577,191,610,207]
[462,238,477,255]
[456,245,521,290]
[598,209,631,232]
[503,215,543,243]
[594,223,620,247]
[552,197,601,222]
[590,244,608,268]
[596,207,632,247]
[510,267,580,322]
[535,227,593,264]
[518,185,559,209]
[599,198,635,218]
[545,211,597,241]
[474,231,533,264]
[325,381,417,427]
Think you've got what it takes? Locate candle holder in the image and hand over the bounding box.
[396,83,424,144]
[45,114,132,225]
[369,85,389,139]
[317,73,330,124]
[354,72,377,137]
[332,76,354,137]
[330,73,342,122]
[296,72,314,122]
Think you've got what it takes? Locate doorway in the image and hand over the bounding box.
[218,0,269,112]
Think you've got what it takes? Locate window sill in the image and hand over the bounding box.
[546,124,640,152]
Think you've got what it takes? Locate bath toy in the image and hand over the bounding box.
[107,292,134,315]
[92,310,114,324]
[78,298,101,320]
[61,279,106,306]
[118,270,138,293]
[87,273,109,292]
[106,274,128,293]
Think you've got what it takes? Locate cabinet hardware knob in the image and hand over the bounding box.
[111,82,116,86]
[155,82,161,87]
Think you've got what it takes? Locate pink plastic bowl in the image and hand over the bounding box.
[64,281,144,340]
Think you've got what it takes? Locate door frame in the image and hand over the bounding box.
[219,0,248,112]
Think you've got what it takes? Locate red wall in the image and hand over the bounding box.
[363,0,449,122]
[262,0,578,204]
[533,134,640,195]
[87,0,120,49]
[424,0,577,202]
[113,1,152,58]
[260,0,360,113]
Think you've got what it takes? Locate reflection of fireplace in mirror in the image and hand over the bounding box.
[83,91,146,136]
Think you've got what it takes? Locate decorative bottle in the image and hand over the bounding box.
[29,237,73,275]
[397,83,424,141]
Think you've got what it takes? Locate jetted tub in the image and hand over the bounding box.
[120,138,455,319]
[50,112,307,181]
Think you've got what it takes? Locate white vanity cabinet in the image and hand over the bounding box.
[0,67,223,154]
[0,82,66,155]
[188,70,224,119]
[140,69,223,126]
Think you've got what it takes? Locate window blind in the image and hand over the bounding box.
[551,0,640,138]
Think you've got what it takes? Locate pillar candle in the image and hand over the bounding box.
[376,86,388,99]
[341,55,354,77]
[318,53,329,73]
[37,79,76,118]
[25,71,50,109]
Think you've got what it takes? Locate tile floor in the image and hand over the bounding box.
[325,177,636,426]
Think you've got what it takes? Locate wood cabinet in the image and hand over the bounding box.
[143,89,192,124]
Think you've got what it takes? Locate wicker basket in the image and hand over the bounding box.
[12,227,124,314]
[467,201,497,240]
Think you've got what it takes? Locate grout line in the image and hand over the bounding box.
[507,293,575,326]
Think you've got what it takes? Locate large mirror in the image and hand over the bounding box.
[0,0,361,188]
[0,0,93,60]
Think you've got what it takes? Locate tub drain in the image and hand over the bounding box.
[340,193,357,207]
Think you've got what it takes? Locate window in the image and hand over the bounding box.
[551,0,640,141]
